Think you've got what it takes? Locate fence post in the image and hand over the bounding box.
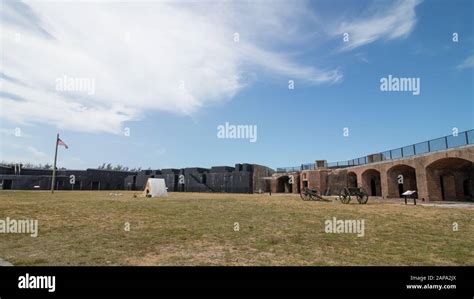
[444,136,448,149]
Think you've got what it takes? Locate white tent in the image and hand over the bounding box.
[143,178,168,197]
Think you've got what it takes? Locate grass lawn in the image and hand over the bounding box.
[0,191,472,266]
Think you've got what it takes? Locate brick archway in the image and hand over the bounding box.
[426,158,473,201]
[276,175,292,193]
[361,169,381,196]
[387,164,417,198]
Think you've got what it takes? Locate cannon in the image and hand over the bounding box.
[338,187,369,204]
[300,187,325,201]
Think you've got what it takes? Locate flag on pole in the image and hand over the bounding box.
[51,134,68,193]
[57,138,69,149]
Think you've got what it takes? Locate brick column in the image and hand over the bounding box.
[356,172,363,189]
[271,177,277,193]
[416,167,429,202]
[292,174,300,194]
[380,170,389,199]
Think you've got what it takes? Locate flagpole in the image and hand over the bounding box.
[51,133,59,194]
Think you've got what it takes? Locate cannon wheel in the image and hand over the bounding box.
[356,188,369,204]
[300,188,311,201]
[339,188,351,204]
[309,192,319,201]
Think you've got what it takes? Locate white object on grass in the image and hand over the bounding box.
[143,178,168,197]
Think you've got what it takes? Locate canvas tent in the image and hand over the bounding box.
[143,178,168,197]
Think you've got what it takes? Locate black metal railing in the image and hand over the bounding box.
[276,166,302,173]
[276,129,473,172]
[276,163,317,173]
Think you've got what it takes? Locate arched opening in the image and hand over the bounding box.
[387,164,417,198]
[463,179,471,196]
[426,158,473,201]
[276,176,292,193]
[347,172,357,188]
[361,169,381,196]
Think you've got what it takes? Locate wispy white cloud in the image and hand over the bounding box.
[457,54,474,70]
[239,44,343,84]
[0,0,340,134]
[26,146,48,160]
[0,141,49,165]
[333,0,422,51]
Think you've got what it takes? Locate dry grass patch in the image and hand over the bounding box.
[0,191,472,265]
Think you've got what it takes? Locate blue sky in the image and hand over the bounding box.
[0,0,473,170]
